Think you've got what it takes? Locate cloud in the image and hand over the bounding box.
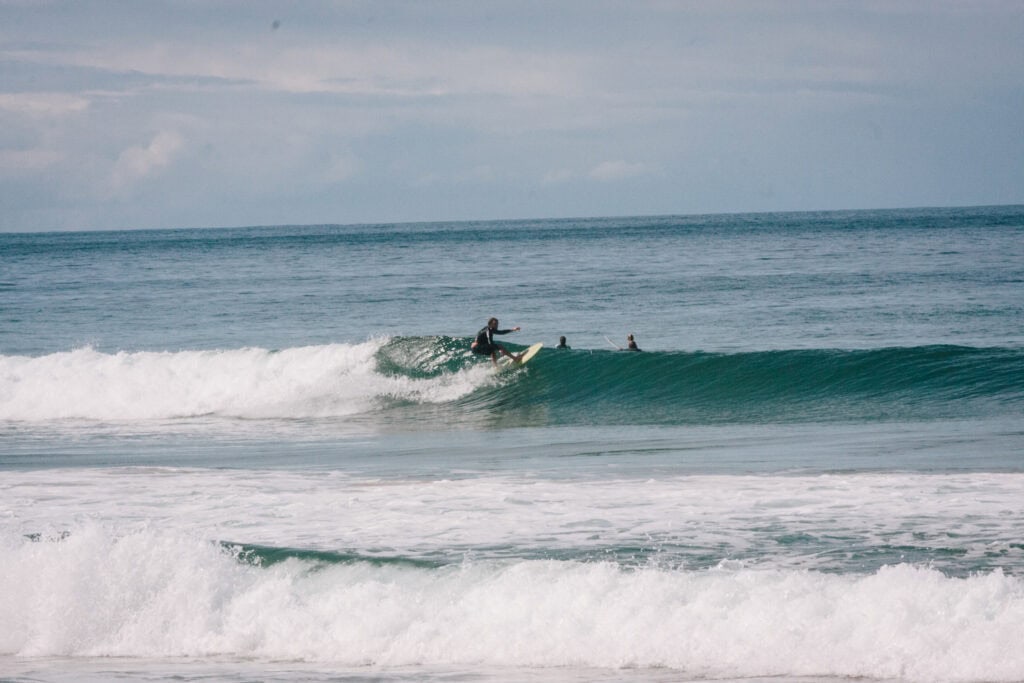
[0,92,90,116]
[411,165,497,188]
[542,168,574,184]
[321,155,361,184]
[455,165,496,183]
[110,130,183,192]
[0,148,63,174]
[412,171,442,188]
[2,1,1022,230]
[30,40,586,101]
[589,161,647,182]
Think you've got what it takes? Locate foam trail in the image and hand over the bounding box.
[0,342,488,422]
[3,526,1024,681]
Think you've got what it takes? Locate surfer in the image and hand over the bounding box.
[472,317,522,365]
[556,336,570,349]
[607,334,641,351]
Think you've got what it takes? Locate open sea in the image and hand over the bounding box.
[2,205,1023,683]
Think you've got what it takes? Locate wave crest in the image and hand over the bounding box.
[2,340,1020,425]
[0,340,488,422]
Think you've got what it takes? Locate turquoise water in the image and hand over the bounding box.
[2,206,1024,682]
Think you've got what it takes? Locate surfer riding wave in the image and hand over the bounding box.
[471,317,522,366]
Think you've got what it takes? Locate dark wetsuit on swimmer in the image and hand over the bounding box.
[473,325,515,356]
[471,318,521,364]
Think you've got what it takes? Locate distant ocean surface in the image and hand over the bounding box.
[2,206,1024,683]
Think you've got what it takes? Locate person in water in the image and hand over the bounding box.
[627,334,640,351]
[556,335,570,349]
[472,317,522,365]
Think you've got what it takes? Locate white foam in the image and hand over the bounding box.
[4,470,1024,574]
[0,343,487,422]
[2,524,1024,681]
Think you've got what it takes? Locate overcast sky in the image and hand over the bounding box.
[1,1,1022,231]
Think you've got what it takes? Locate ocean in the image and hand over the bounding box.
[1,205,1023,682]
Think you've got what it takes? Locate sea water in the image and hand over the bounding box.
[1,206,1023,682]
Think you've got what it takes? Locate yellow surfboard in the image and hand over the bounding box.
[498,342,543,370]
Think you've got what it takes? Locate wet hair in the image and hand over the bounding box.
[488,317,499,327]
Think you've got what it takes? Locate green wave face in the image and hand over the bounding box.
[376,338,1024,426]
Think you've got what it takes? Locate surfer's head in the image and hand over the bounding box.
[488,317,499,329]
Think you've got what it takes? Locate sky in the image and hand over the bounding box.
[1,0,1022,232]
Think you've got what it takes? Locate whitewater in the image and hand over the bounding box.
[2,206,1024,682]
[0,342,484,422]
[5,469,1024,680]
[6,524,1024,680]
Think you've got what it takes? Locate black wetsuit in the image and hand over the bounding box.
[473,326,513,355]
